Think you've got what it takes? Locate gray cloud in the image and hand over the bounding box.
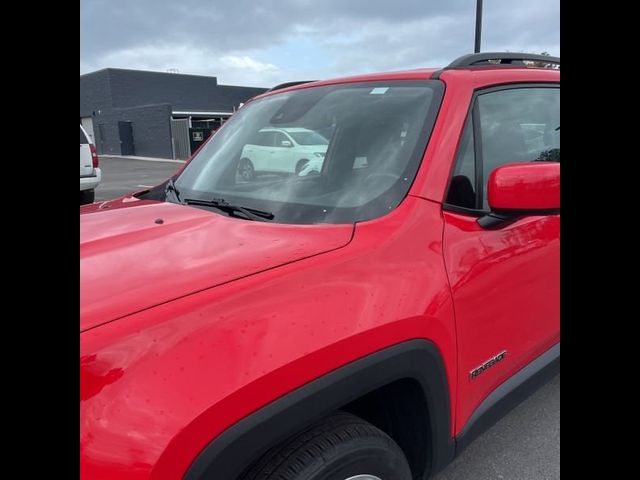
[80,0,559,86]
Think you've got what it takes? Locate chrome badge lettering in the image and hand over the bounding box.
[470,351,507,380]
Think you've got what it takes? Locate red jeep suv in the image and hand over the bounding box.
[80,53,560,480]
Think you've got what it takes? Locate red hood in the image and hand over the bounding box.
[80,198,353,332]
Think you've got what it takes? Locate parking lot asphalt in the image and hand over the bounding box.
[94,155,183,202]
[433,374,559,480]
[92,156,560,479]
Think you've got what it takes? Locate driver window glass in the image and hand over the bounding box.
[477,87,560,209]
[445,117,476,209]
[274,131,289,147]
[256,131,275,146]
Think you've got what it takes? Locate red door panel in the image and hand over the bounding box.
[442,211,559,434]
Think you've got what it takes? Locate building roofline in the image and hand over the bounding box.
[80,67,269,90]
[172,110,235,117]
[217,83,269,90]
[80,67,218,81]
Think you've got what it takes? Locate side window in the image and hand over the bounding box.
[477,87,560,208]
[255,131,275,146]
[80,126,89,145]
[446,86,560,211]
[274,131,290,147]
[445,117,476,209]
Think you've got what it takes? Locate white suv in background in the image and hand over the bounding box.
[80,125,101,204]
[238,128,328,180]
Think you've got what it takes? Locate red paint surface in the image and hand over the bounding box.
[488,162,560,210]
[80,65,560,479]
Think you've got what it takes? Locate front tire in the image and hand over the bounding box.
[238,158,256,181]
[241,412,412,480]
[295,158,309,175]
[80,189,95,205]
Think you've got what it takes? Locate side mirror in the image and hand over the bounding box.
[281,140,292,147]
[479,162,559,228]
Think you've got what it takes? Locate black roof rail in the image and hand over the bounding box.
[265,80,316,93]
[432,52,559,78]
[447,52,560,68]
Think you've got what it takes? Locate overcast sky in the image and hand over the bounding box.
[80,0,559,88]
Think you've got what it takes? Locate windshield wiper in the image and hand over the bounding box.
[165,177,182,203]
[183,197,275,222]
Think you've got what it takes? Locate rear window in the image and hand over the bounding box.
[289,131,329,145]
[80,126,89,144]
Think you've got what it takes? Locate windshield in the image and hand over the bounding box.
[173,80,444,224]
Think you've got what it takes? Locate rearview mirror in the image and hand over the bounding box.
[281,140,292,147]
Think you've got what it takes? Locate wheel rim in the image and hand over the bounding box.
[343,476,382,480]
[239,161,253,180]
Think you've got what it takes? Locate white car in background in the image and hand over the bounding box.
[238,127,328,180]
[80,125,101,204]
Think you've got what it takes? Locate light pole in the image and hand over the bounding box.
[474,0,483,53]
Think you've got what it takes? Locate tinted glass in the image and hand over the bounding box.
[273,131,289,147]
[80,126,89,144]
[289,131,329,145]
[175,81,444,224]
[254,131,274,146]
[445,117,476,209]
[478,87,560,208]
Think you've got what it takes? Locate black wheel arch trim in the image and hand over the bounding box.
[184,339,455,480]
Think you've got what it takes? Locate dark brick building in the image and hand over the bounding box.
[80,68,267,159]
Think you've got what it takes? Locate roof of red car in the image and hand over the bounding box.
[253,65,558,100]
[253,68,439,100]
